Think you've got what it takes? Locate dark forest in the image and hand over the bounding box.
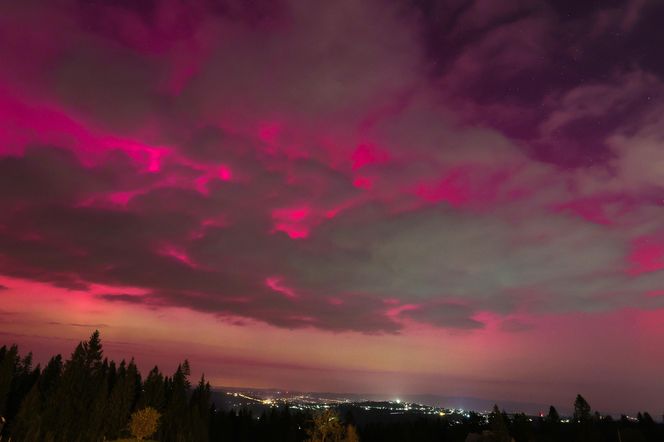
[0,332,661,442]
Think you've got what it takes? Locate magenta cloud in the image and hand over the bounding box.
[0,0,662,333]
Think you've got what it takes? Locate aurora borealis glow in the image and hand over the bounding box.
[1,0,663,414]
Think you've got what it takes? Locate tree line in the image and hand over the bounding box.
[0,331,662,441]
[352,396,663,441]
[0,331,210,441]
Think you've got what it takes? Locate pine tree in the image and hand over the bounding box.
[103,359,140,439]
[161,362,192,442]
[138,366,166,411]
[0,344,19,417]
[41,331,106,441]
[86,360,110,441]
[189,375,211,442]
[11,382,42,441]
[489,404,511,442]
[3,351,37,433]
[13,354,63,441]
[573,394,591,422]
[572,394,593,442]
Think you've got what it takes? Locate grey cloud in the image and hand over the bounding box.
[97,294,149,304]
[401,302,483,329]
[0,0,662,336]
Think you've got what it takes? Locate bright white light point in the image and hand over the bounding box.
[395,399,401,404]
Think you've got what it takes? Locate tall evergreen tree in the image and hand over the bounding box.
[572,394,594,442]
[138,366,166,411]
[0,345,42,440]
[489,404,511,442]
[104,359,140,439]
[12,354,63,441]
[189,374,211,442]
[0,344,19,417]
[85,358,111,441]
[161,362,192,442]
[573,394,591,422]
[41,331,105,441]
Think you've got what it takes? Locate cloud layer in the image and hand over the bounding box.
[0,0,662,335]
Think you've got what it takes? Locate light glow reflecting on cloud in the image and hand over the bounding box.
[0,0,663,413]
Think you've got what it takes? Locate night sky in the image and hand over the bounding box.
[1,0,663,414]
